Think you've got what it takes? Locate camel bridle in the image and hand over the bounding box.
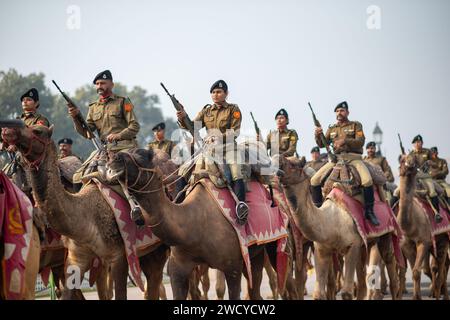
[6,128,51,171]
[121,152,162,194]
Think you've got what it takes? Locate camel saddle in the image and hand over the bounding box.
[322,160,387,198]
[58,155,83,184]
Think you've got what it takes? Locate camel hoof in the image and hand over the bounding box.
[341,291,353,300]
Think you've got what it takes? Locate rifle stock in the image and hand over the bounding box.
[250,112,260,136]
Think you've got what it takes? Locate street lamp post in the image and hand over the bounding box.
[373,122,383,156]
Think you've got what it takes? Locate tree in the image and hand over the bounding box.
[0,69,177,160]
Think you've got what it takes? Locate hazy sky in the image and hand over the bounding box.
[1,0,449,175]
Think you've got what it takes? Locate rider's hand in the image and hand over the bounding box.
[7,145,17,153]
[68,104,80,118]
[106,133,121,143]
[315,126,323,136]
[176,106,187,121]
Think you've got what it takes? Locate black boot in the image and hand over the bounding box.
[363,186,380,226]
[233,179,249,225]
[174,177,188,204]
[311,185,323,208]
[430,196,443,223]
[390,195,399,208]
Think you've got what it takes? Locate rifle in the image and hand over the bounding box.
[52,80,102,151]
[160,83,195,138]
[308,102,336,162]
[0,119,25,128]
[397,133,405,155]
[250,112,260,136]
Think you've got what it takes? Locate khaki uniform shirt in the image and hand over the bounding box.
[20,112,50,127]
[75,94,140,145]
[316,121,365,154]
[266,128,298,157]
[147,139,176,155]
[409,148,431,169]
[181,102,241,139]
[429,157,449,180]
[364,155,395,182]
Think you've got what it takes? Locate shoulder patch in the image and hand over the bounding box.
[233,111,241,119]
[356,131,364,137]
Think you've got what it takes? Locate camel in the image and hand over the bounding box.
[106,147,287,300]
[1,125,169,300]
[277,155,399,300]
[396,155,449,300]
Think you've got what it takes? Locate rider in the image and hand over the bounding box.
[176,79,249,223]
[310,101,380,226]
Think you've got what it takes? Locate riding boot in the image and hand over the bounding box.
[311,185,323,208]
[430,196,443,223]
[233,179,249,225]
[389,195,399,208]
[174,177,188,204]
[363,186,380,226]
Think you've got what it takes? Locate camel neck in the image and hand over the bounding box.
[283,179,328,243]
[134,181,193,246]
[397,174,415,233]
[29,143,82,237]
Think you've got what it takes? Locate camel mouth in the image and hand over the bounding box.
[105,168,124,182]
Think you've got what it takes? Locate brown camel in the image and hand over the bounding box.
[396,155,449,300]
[277,156,399,300]
[1,125,169,300]
[106,147,286,300]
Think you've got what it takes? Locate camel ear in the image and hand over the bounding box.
[48,125,54,138]
[299,156,306,168]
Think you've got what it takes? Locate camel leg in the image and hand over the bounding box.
[168,251,197,300]
[355,247,367,300]
[95,262,113,300]
[378,234,399,300]
[245,251,264,300]
[61,246,94,300]
[215,270,226,300]
[379,262,388,295]
[141,244,169,300]
[397,263,407,300]
[159,283,167,300]
[312,245,331,300]
[110,254,129,300]
[326,261,337,300]
[295,241,310,300]
[51,265,65,299]
[432,234,449,300]
[341,245,361,300]
[188,266,202,300]
[200,265,210,300]
[366,242,382,300]
[263,252,278,300]
[403,240,428,300]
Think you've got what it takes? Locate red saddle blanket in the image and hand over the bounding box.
[92,179,161,292]
[415,198,450,237]
[327,188,405,267]
[198,179,289,289]
[0,171,34,299]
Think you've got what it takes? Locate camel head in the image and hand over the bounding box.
[275,155,310,185]
[106,148,162,191]
[399,154,417,177]
[1,125,54,169]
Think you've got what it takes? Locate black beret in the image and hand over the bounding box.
[275,108,288,119]
[93,70,113,84]
[412,135,423,144]
[58,138,73,145]
[152,122,166,131]
[20,88,39,103]
[210,80,228,93]
[366,141,376,149]
[311,146,320,153]
[334,101,348,112]
[430,147,438,153]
